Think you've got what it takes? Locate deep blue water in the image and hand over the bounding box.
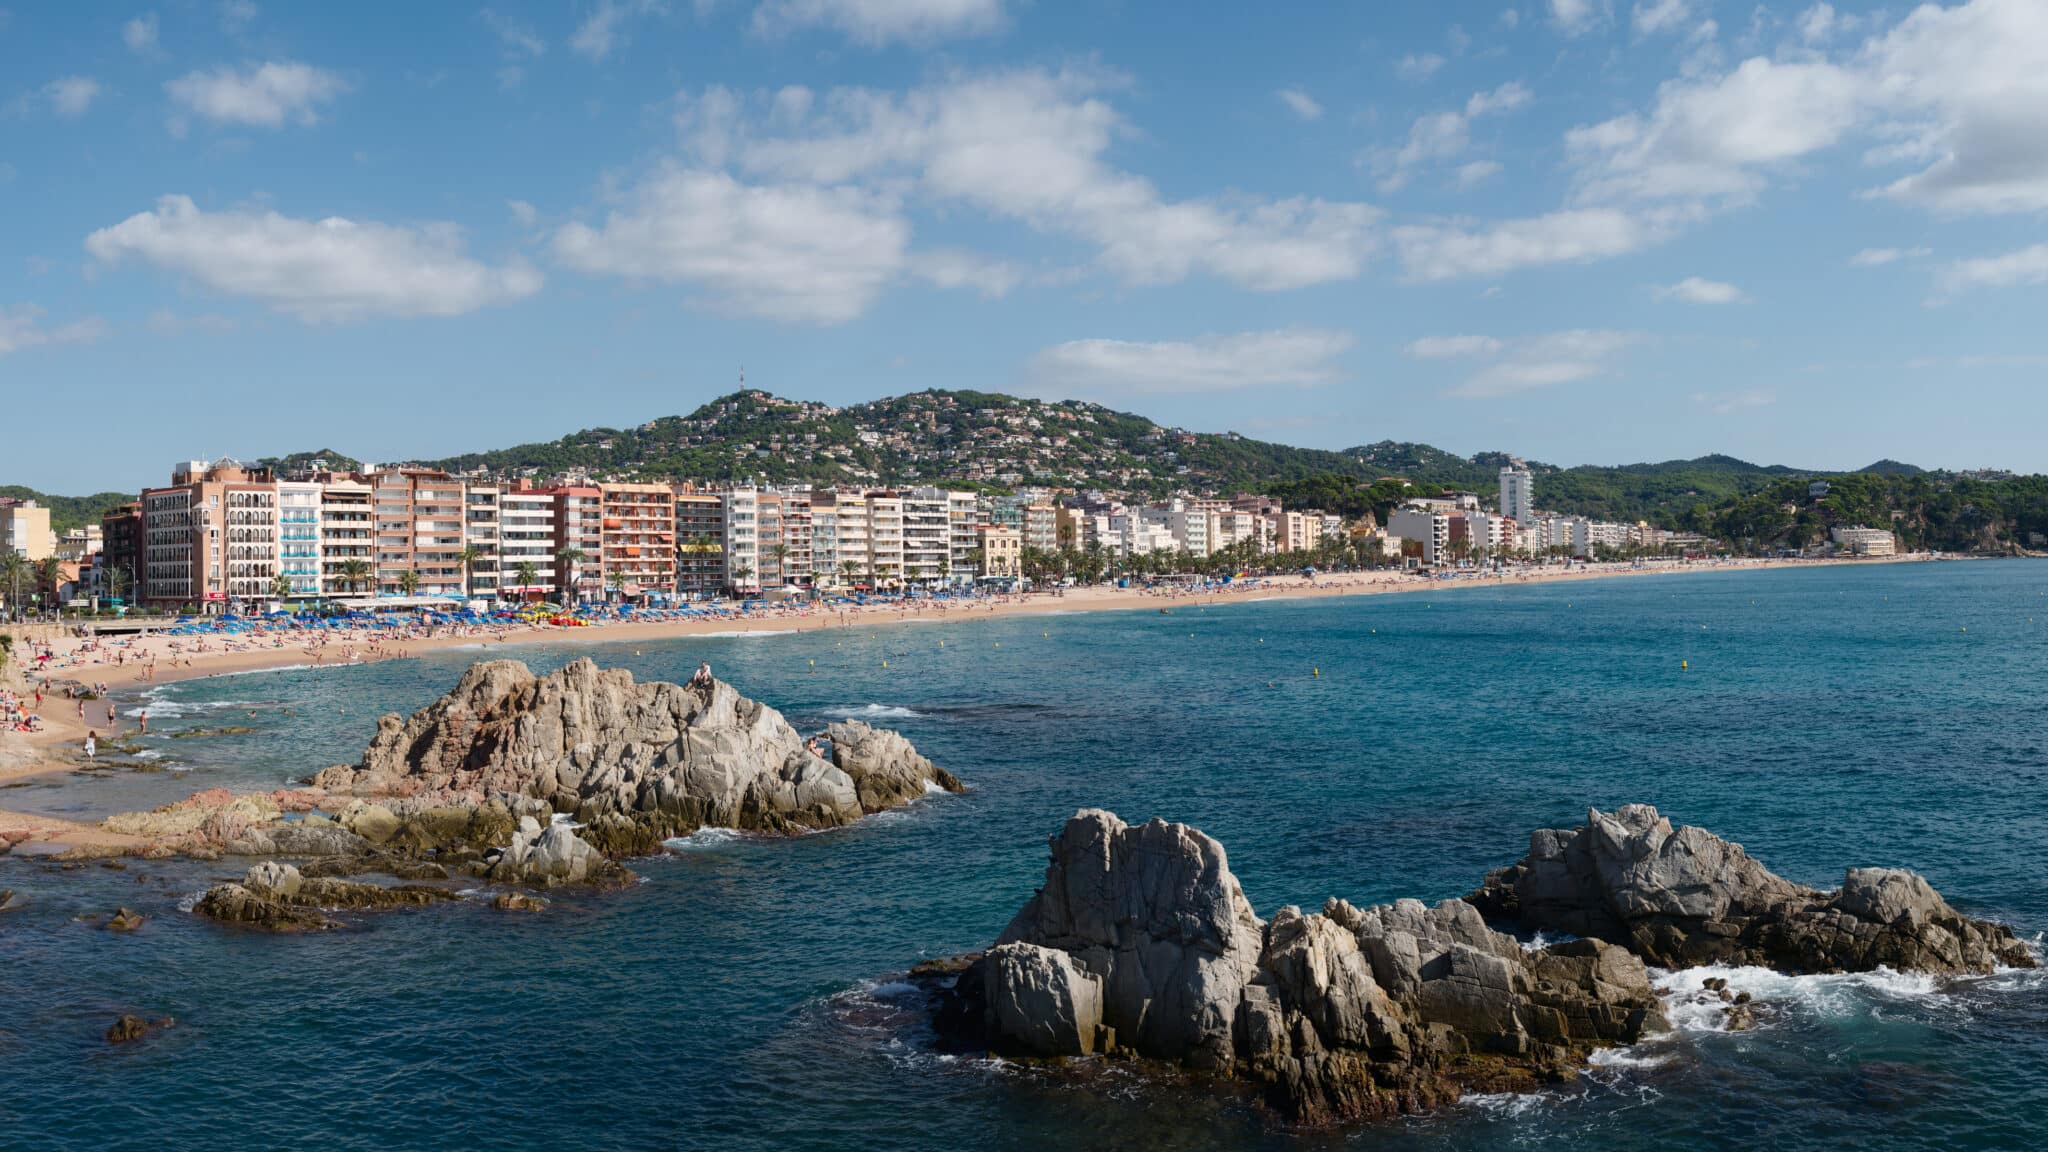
[4,561,2047,1151]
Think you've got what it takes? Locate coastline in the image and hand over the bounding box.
[0,552,1944,850]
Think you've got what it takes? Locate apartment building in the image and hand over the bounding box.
[1499,466,1534,524]
[99,502,142,601]
[1388,507,1451,566]
[866,492,904,587]
[549,485,603,604]
[367,468,465,597]
[900,488,952,586]
[721,488,762,593]
[464,484,502,600]
[277,480,325,598]
[1832,526,1898,556]
[977,525,1022,577]
[674,491,726,599]
[809,488,869,587]
[0,499,54,560]
[319,478,374,596]
[499,487,557,599]
[780,489,814,588]
[756,491,785,591]
[141,459,279,610]
[599,482,676,601]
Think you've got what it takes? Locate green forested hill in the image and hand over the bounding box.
[0,487,134,534]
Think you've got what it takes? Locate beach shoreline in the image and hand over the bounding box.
[0,552,1949,850]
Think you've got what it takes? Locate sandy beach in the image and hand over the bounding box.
[0,553,1937,852]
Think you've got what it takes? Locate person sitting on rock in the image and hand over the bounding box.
[689,662,714,692]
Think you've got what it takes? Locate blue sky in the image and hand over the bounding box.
[3,0,2046,493]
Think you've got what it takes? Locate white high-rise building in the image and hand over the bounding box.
[1500,465,1534,524]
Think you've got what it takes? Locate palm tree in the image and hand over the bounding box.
[1,551,29,615]
[607,569,627,603]
[37,556,63,610]
[554,546,585,605]
[768,542,790,586]
[398,569,421,597]
[104,565,128,605]
[269,573,293,604]
[339,558,371,598]
[514,561,539,598]
[457,545,484,598]
[729,563,755,596]
[837,559,862,589]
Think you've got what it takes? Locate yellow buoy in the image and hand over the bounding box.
[1681,660,1689,670]
[1312,668,1320,677]
[1043,632,1048,637]
[881,660,887,668]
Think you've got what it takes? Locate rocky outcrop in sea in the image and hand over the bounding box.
[1466,804,2034,975]
[922,810,1665,1124]
[308,658,960,854]
[914,805,2036,1125]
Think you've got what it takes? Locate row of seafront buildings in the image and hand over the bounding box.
[89,458,1375,612]
[1386,466,1701,566]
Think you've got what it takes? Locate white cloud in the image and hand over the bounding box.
[1277,87,1322,121]
[570,0,659,61]
[1849,246,1930,266]
[1550,0,1602,36]
[1797,3,1848,43]
[1500,8,1521,29]
[1632,0,1689,37]
[721,69,1381,291]
[45,76,101,119]
[86,194,541,321]
[1447,329,1642,397]
[0,306,107,356]
[907,247,1021,298]
[1394,206,1685,280]
[123,13,159,54]
[166,61,346,128]
[507,199,539,227]
[752,0,1006,46]
[553,167,908,324]
[1027,329,1352,396]
[1654,275,1747,303]
[1404,334,1505,359]
[1458,160,1504,187]
[1937,244,2048,292]
[220,0,258,32]
[1396,52,1446,80]
[482,9,546,58]
[1377,82,1530,193]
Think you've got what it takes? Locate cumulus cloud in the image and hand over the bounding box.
[1654,275,1747,303]
[1395,53,1445,81]
[1936,244,2048,293]
[166,61,346,128]
[1849,246,1931,266]
[123,13,159,54]
[1632,0,1689,37]
[1376,81,1530,193]
[85,195,541,321]
[1550,0,1603,36]
[45,77,101,119]
[1407,328,1641,397]
[1457,160,1503,188]
[0,306,107,356]
[1027,329,1353,396]
[553,167,909,324]
[1394,206,1689,281]
[1404,334,1505,359]
[907,247,1021,298]
[571,0,660,61]
[1277,87,1322,120]
[752,0,1006,45]
[710,69,1381,292]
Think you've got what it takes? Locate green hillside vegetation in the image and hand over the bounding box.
[0,486,135,534]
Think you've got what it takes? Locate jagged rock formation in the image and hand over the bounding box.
[1467,805,2035,975]
[929,810,1665,1124]
[194,862,461,931]
[309,658,960,852]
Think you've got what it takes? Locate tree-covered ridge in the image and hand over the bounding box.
[421,388,1374,494]
[0,487,135,534]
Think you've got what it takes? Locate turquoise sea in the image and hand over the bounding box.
[4,561,2046,1150]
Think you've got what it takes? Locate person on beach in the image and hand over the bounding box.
[138,710,148,735]
[84,731,96,761]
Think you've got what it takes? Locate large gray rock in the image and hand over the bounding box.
[958,810,1667,1124]
[486,821,617,888]
[309,659,960,846]
[1469,805,2035,975]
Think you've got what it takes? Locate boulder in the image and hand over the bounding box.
[104,907,145,932]
[1469,805,2035,975]
[485,821,620,888]
[308,659,957,841]
[985,942,1106,1056]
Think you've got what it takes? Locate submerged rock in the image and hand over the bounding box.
[309,658,960,840]
[193,862,461,931]
[104,907,146,931]
[105,1014,174,1044]
[1467,805,2035,975]
[927,810,1665,1125]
